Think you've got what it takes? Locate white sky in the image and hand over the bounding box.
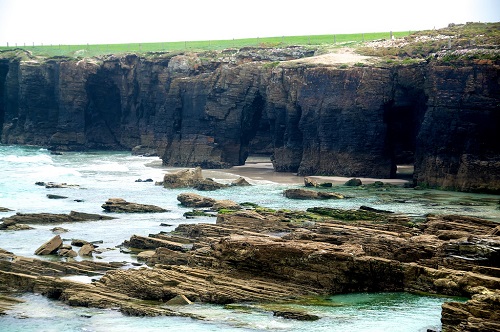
[0,0,498,45]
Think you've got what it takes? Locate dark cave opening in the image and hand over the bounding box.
[383,101,424,179]
[239,92,271,165]
[85,72,124,149]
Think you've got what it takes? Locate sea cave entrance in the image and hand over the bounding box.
[237,92,274,165]
[383,98,426,180]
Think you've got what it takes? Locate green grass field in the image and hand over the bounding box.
[0,31,411,58]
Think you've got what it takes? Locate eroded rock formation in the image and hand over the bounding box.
[1,207,498,328]
[0,46,498,192]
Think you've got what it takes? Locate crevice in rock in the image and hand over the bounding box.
[0,60,9,137]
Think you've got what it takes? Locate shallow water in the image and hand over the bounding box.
[0,145,496,331]
[1,292,464,332]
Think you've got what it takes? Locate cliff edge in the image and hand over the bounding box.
[0,23,499,192]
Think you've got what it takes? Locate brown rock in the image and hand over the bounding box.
[71,239,89,247]
[304,177,318,187]
[58,249,78,257]
[283,188,344,200]
[137,250,156,261]
[177,193,216,208]
[193,178,228,191]
[231,177,251,187]
[35,235,63,255]
[163,167,204,189]
[101,198,168,213]
[166,294,193,305]
[78,244,95,257]
[212,200,241,211]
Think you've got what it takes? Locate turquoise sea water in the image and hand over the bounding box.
[1,145,495,331]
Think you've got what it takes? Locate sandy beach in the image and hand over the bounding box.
[201,157,412,186]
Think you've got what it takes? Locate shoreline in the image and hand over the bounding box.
[201,160,412,186]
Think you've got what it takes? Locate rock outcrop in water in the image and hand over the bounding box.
[0,208,499,327]
[0,32,499,192]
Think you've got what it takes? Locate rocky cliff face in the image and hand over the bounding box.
[0,49,498,192]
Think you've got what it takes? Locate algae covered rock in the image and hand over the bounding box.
[283,188,344,200]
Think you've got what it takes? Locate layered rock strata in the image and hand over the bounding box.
[1,209,499,327]
[0,47,498,192]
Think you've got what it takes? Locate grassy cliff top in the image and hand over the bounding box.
[0,22,498,65]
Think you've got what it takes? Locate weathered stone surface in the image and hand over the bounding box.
[71,239,89,247]
[78,244,95,257]
[163,168,204,189]
[1,40,498,192]
[283,188,344,200]
[345,178,362,186]
[231,177,251,187]
[193,178,228,191]
[58,248,77,257]
[1,211,114,230]
[212,200,241,211]
[1,207,500,326]
[0,207,13,212]
[34,235,63,255]
[177,193,216,208]
[101,198,168,213]
[166,294,193,305]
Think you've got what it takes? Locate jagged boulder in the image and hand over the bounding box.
[101,198,168,213]
[177,193,216,208]
[212,200,241,211]
[231,177,251,187]
[283,188,344,200]
[193,178,228,191]
[58,248,78,257]
[78,244,95,257]
[163,167,204,189]
[35,235,63,255]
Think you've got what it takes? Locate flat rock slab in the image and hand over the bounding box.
[35,235,63,255]
[0,211,115,229]
[101,198,169,213]
[283,188,344,200]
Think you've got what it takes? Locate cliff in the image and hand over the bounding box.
[0,44,499,192]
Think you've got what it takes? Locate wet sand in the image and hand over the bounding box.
[203,157,412,186]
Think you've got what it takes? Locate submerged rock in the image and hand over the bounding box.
[273,310,320,321]
[283,188,344,200]
[231,177,251,187]
[101,198,168,213]
[345,178,362,186]
[47,194,68,199]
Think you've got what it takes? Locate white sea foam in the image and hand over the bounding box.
[79,162,129,172]
[1,154,53,164]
